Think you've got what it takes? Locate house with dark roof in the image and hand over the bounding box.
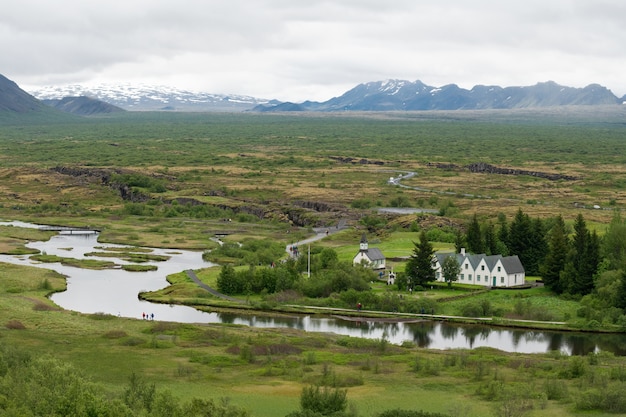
[353,233,386,270]
[433,248,525,288]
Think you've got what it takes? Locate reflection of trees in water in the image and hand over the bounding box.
[440,323,459,340]
[409,322,434,347]
[565,334,600,356]
[213,313,626,357]
[461,325,491,348]
[595,333,626,356]
[546,332,564,353]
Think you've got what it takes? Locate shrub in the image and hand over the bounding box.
[299,385,347,416]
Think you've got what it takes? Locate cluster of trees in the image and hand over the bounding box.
[460,209,603,296]
[217,248,376,299]
[459,209,626,322]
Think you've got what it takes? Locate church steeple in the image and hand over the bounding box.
[359,233,368,251]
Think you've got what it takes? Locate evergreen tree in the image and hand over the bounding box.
[540,215,569,294]
[602,211,626,270]
[405,230,436,288]
[454,229,465,254]
[484,222,498,255]
[497,213,510,255]
[508,209,533,271]
[465,213,484,254]
[526,217,547,275]
[565,214,599,296]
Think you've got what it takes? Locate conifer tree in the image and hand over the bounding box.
[602,211,626,270]
[540,215,569,294]
[405,230,436,288]
[526,217,547,276]
[484,222,498,255]
[465,213,484,254]
[565,214,599,296]
[508,208,533,272]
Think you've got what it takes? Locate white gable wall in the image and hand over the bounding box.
[432,253,525,288]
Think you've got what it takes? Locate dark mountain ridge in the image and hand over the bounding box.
[42,96,125,116]
[0,73,47,113]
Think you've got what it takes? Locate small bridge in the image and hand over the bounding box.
[39,225,100,234]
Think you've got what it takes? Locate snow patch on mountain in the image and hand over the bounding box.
[28,84,272,111]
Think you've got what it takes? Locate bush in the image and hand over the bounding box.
[299,385,347,416]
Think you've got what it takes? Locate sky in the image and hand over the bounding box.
[2,0,625,102]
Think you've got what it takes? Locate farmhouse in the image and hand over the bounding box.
[353,233,386,270]
[433,249,525,288]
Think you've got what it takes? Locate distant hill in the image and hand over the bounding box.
[42,96,125,115]
[0,73,47,113]
[256,80,623,112]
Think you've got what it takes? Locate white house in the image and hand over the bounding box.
[353,233,386,270]
[433,249,525,288]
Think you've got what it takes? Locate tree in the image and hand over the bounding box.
[540,215,569,294]
[405,231,436,288]
[508,209,533,272]
[564,214,600,296]
[465,213,484,254]
[216,264,239,295]
[441,255,461,288]
[602,211,626,270]
[484,222,498,255]
[319,248,338,269]
[617,270,626,310]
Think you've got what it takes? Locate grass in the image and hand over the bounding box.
[2,109,626,415]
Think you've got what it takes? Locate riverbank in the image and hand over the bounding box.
[140,272,618,335]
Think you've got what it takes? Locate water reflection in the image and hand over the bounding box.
[1,221,626,355]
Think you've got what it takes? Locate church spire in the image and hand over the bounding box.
[360,233,368,251]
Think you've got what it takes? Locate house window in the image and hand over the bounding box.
[481,265,485,271]
[477,275,480,280]
[461,274,464,280]
[497,266,501,272]
[465,264,468,269]
[501,277,504,284]
[436,272,440,278]
[468,274,472,280]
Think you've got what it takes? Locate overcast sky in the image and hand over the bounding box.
[2,0,625,101]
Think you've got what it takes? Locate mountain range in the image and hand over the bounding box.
[30,83,274,112]
[254,80,625,112]
[2,74,625,116]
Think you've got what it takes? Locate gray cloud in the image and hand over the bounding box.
[2,0,625,101]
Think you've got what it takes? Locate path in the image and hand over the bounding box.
[185,269,246,304]
[286,221,349,258]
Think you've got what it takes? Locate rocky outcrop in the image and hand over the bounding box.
[466,162,578,181]
[329,156,385,165]
[426,162,578,181]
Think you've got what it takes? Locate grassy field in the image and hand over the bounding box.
[2,108,626,416]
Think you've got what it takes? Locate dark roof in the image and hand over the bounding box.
[362,248,385,261]
[501,255,525,274]
[435,252,525,274]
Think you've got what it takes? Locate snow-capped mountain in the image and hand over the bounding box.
[254,79,622,112]
[29,84,274,111]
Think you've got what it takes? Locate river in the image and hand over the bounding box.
[1,220,625,355]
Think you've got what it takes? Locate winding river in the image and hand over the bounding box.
[2,220,625,356]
